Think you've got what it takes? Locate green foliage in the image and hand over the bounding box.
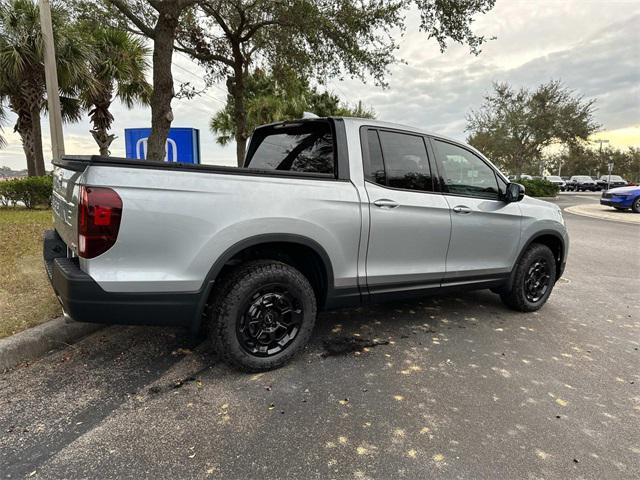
[93,0,496,163]
[210,69,375,146]
[467,81,599,176]
[178,0,497,86]
[519,178,559,198]
[79,24,151,155]
[0,176,53,208]
[0,0,93,174]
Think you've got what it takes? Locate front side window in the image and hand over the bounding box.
[433,140,499,198]
[246,122,334,174]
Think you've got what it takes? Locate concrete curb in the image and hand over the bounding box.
[564,204,640,225]
[0,317,104,371]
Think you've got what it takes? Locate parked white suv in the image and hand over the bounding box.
[45,117,569,371]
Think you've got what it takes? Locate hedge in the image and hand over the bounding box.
[519,178,559,198]
[0,176,53,209]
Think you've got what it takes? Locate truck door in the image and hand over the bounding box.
[430,138,521,284]
[362,128,451,298]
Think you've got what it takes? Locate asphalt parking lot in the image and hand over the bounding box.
[1,194,638,479]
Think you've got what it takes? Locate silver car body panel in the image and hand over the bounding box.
[79,165,362,293]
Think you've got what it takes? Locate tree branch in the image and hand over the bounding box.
[239,19,282,42]
[174,40,235,67]
[200,2,234,39]
[106,0,155,38]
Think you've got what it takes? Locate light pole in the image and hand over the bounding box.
[592,139,609,179]
[39,0,65,162]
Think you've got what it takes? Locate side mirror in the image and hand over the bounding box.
[504,182,525,203]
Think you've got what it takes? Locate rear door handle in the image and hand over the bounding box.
[373,199,399,209]
[452,205,471,214]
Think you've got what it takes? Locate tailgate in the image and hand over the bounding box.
[51,165,83,252]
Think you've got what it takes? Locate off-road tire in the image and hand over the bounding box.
[209,260,317,372]
[500,243,557,312]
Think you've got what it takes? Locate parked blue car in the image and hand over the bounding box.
[600,185,640,213]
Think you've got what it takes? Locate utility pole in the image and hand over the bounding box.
[592,139,609,178]
[39,0,65,161]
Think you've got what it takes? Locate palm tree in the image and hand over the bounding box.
[83,27,151,156]
[0,0,90,176]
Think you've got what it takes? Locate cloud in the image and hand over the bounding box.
[333,9,640,144]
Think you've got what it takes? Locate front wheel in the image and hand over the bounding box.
[500,244,557,312]
[209,260,317,372]
[633,197,640,214]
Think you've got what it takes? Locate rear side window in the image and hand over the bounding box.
[365,129,434,192]
[245,122,334,175]
[365,130,386,184]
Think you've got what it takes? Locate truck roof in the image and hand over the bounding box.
[263,116,466,146]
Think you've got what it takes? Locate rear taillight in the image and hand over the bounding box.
[78,186,122,258]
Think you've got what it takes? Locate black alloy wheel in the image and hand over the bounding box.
[237,285,303,357]
[523,258,551,303]
[500,243,557,312]
[209,260,317,372]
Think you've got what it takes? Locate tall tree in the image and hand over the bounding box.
[467,81,599,176]
[182,0,496,165]
[92,0,198,161]
[210,68,375,147]
[0,0,90,176]
[85,0,495,164]
[545,145,640,182]
[81,26,151,156]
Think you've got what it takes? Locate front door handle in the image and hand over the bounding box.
[452,205,472,214]
[373,199,399,209]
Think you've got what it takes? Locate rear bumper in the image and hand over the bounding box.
[43,230,201,327]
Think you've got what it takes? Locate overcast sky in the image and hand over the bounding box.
[1,0,639,171]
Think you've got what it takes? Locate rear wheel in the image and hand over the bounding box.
[632,197,640,214]
[500,244,557,312]
[209,260,317,372]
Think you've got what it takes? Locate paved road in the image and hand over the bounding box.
[1,196,638,479]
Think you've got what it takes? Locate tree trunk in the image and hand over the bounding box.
[146,10,179,162]
[230,58,248,167]
[90,129,116,156]
[30,107,45,176]
[11,88,45,176]
[236,136,247,167]
[14,110,41,177]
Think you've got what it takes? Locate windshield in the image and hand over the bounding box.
[546,176,562,181]
[574,176,592,181]
[600,175,623,181]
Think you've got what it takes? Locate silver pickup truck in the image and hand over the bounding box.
[45,117,568,371]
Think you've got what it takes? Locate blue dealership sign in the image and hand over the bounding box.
[124,128,201,164]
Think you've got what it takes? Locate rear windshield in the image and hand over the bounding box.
[600,175,623,181]
[574,176,592,181]
[546,176,561,181]
[245,121,335,175]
